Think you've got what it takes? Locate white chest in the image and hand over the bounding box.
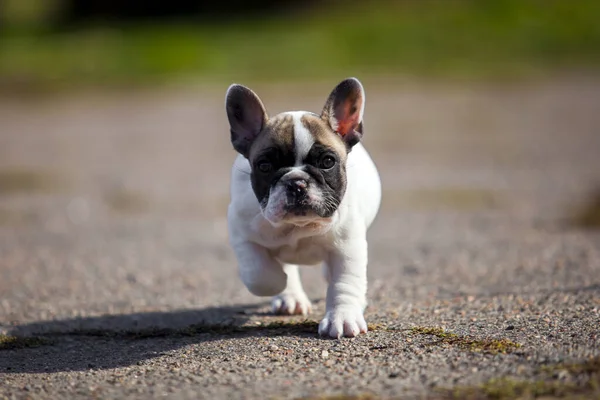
[270,236,329,266]
[247,216,334,266]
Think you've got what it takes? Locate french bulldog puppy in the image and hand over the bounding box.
[225,78,381,338]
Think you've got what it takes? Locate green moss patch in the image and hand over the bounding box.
[440,357,600,399]
[449,378,593,399]
[39,320,321,340]
[410,326,521,354]
[7,320,399,345]
[367,323,389,332]
[542,357,600,376]
[0,335,53,350]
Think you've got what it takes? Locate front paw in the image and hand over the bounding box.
[318,306,368,338]
[271,292,312,316]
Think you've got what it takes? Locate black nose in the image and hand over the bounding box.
[285,179,308,206]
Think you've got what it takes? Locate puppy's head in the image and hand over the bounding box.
[225,78,365,226]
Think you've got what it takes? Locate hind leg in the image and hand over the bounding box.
[321,261,332,284]
[271,264,312,316]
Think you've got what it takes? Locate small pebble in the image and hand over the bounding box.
[556,370,570,380]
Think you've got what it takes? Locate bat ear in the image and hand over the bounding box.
[225,84,268,157]
[320,77,365,148]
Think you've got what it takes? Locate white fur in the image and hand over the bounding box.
[228,111,381,339]
[286,111,315,166]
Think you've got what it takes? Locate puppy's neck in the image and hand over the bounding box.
[267,213,335,228]
[254,212,337,240]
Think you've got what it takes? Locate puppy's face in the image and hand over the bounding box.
[247,112,348,225]
[226,78,365,226]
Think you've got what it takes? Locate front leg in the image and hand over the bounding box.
[319,238,368,338]
[232,241,287,297]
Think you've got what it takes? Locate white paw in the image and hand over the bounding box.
[318,306,368,338]
[271,292,312,316]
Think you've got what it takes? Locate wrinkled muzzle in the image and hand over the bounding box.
[262,169,332,225]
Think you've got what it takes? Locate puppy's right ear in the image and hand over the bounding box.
[225,84,268,157]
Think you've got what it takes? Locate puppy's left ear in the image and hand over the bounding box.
[321,77,365,148]
[225,84,268,158]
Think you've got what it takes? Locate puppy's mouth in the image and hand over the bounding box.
[262,178,338,225]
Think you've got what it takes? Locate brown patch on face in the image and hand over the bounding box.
[300,113,349,218]
[300,114,348,161]
[246,114,297,207]
[248,113,295,163]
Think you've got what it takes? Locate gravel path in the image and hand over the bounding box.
[1,77,599,399]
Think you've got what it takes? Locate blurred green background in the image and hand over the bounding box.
[1,0,599,92]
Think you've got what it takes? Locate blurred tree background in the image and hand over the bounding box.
[1,0,599,92]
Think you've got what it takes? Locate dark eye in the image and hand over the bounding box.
[320,154,336,170]
[257,161,272,173]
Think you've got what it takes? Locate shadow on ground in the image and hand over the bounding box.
[1,302,325,373]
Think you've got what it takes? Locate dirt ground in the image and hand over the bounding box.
[0,76,599,399]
